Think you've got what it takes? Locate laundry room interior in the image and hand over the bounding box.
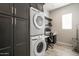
[0,3,79,56]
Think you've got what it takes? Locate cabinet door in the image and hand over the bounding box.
[14,3,29,19]
[0,14,13,56]
[0,3,12,15]
[14,42,26,56]
[14,18,27,56]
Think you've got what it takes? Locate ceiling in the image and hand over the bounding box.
[44,3,71,11]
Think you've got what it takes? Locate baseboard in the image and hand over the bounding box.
[56,41,72,47]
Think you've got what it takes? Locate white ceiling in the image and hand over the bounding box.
[44,3,71,11]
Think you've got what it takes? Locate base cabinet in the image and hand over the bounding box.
[0,15,13,56]
[14,18,27,56]
[14,42,26,56]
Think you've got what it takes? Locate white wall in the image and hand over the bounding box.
[49,4,79,46]
[43,4,49,17]
[43,4,50,26]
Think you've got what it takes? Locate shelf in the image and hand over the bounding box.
[45,16,52,21]
[45,24,52,27]
[45,28,51,31]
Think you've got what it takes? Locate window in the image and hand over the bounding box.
[62,13,72,29]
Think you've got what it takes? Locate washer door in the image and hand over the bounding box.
[34,39,46,56]
[34,13,45,29]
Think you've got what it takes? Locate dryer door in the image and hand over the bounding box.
[34,13,45,29]
[34,39,46,56]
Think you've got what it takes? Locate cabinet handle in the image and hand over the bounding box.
[15,8,16,15]
[12,7,13,14]
[15,18,16,25]
[12,17,13,24]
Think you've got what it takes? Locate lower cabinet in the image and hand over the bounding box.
[0,14,13,56]
[14,42,26,56]
[0,15,28,56]
[14,17,27,56]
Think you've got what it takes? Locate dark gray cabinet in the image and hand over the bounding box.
[0,3,13,15]
[14,42,26,56]
[0,15,13,56]
[13,4,28,55]
[0,3,44,56]
[14,18,27,56]
[15,18,27,44]
[14,4,29,19]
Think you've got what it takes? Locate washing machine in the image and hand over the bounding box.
[30,7,45,36]
[30,35,46,56]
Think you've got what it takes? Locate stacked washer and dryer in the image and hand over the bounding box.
[30,7,46,56]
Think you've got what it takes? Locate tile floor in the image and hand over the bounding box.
[45,44,79,56]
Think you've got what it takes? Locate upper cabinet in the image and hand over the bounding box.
[0,3,44,17]
[14,18,27,56]
[0,4,13,15]
[13,3,29,19]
